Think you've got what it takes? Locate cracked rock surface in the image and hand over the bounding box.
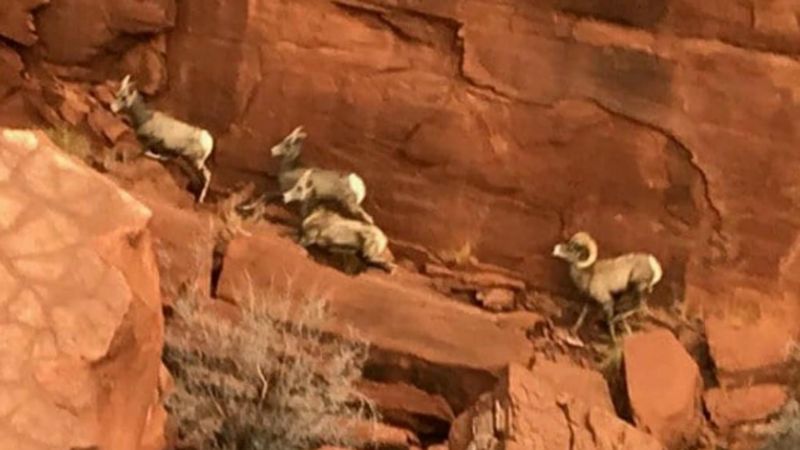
[448,363,664,450]
[0,129,164,450]
[158,0,800,316]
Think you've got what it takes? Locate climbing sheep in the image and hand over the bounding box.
[552,231,663,342]
[110,74,214,203]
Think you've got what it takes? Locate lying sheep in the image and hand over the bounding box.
[299,206,396,274]
[552,231,663,342]
[269,126,374,224]
[110,74,214,203]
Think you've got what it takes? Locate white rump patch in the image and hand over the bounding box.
[648,255,663,287]
[347,173,366,204]
[199,130,214,155]
[3,129,39,151]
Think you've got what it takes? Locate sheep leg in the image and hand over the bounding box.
[571,304,590,334]
[348,202,375,225]
[195,164,212,203]
[621,318,633,336]
[144,150,172,161]
[602,301,617,343]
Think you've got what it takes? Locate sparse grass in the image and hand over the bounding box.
[215,186,258,244]
[44,126,94,162]
[163,283,378,450]
[758,400,800,450]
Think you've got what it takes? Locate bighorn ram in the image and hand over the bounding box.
[269,126,374,224]
[110,74,214,203]
[299,206,396,274]
[552,231,663,342]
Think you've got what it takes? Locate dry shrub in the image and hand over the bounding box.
[164,284,378,450]
[44,126,93,162]
[758,400,800,450]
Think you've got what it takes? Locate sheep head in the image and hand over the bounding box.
[552,231,598,269]
[271,125,307,157]
[282,169,314,204]
[110,74,138,113]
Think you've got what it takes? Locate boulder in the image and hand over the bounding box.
[0,0,48,46]
[216,233,535,413]
[705,315,798,386]
[449,363,664,450]
[144,200,215,305]
[35,0,175,65]
[624,329,703,449]
[0,129,164,449]
[357,380,455,440]
[703,384,789,429]
[529,358,616,413]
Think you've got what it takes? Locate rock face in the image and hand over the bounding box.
[703,384,788,429]
[0,129,164,450]
[216,232,536,413]
[153,0,800,310]
[705,314,799,386]
[2,1,799,320]
[0,0,48,45]
[624,329,703,449]
[449,363,664,450]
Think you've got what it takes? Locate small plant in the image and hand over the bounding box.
[758,400,800,450]
[163,282,378,450]
[44,126,94,162]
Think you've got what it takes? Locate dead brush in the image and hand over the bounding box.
[163,279,379,450]
[44,126,94,162]
[215,186,258,243]
[755,399,800,450]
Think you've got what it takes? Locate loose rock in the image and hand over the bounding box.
[624,329,703,449]
[704,384,789,429]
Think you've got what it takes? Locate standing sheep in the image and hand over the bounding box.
[552,231,663,342]
[269,126,374,224]
[110,74,214,203]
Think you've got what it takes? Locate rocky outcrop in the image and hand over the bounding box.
[357,380,455,441]
[0,0,48,46]
[449,363,664,450]
[35,0,175,65]
[624,329,703,449]
[153,0,800,312]
[0,129,164,449]
[705,314,799,387]
[528,358,616,413]
[703,384,788,429]
[216,232,539,413]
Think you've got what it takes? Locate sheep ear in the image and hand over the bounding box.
[120,74,131,90]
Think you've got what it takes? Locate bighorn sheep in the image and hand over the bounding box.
[110,74,214,203]
[269,126,374,224]
[299,206,396,274]
[552,231,663,342]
